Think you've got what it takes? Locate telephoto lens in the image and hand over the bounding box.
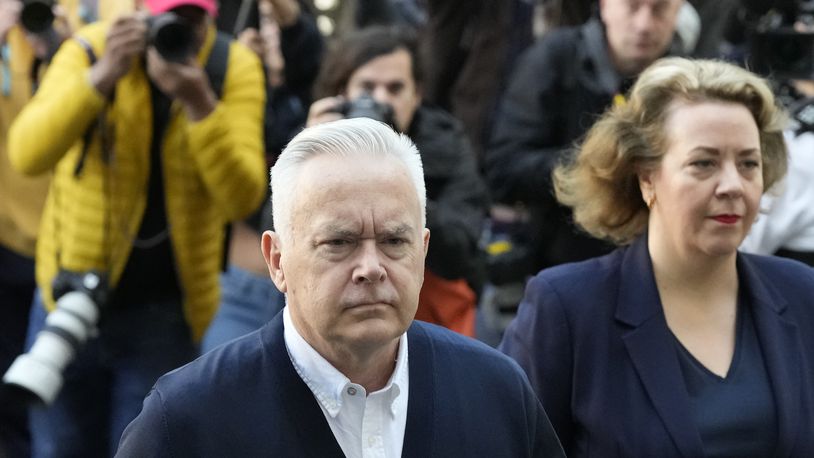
[2,271,106,405]
[20,0,55,34]
[147,12,195,63]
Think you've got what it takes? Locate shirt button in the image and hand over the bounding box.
[368,436,376,446]
[347,387,357,396]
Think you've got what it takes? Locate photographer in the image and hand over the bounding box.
[740,8,814,266]
[0,1,132,455]
[6,0,266,454]
[307,26,489,337]
[201,0,324,353]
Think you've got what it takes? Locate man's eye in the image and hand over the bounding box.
[327,239,350,246]
[385,238,407,245]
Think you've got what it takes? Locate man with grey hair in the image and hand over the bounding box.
[117,118,564,457]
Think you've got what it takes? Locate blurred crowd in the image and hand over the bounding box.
[1,0,813,456]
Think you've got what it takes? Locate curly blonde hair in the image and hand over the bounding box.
[553,57,788,245]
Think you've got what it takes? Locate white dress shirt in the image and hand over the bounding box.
[283,307,409,458]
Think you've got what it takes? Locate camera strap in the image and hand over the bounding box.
[73,36,101,178]
[204,32,232,272]
[205,32,231,99]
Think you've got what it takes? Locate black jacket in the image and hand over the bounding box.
[409,105,489,291]
[486,18,678,271]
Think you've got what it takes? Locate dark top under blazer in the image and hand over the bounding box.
[500,235,814,457]
[117,316,564,457]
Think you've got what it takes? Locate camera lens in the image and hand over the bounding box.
[2,291,100,405]
[20,0,55,34]
[148,13,195,63]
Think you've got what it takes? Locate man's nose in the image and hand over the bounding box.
[632,5,657,32]
[352,240,387,284]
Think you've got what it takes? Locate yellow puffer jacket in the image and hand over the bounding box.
[0,1,134,258]
[0,27,48,257]
[8,21,267,341]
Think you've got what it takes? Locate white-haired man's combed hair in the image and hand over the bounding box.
[270,118,426,244]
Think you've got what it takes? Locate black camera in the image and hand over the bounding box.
[20,0,55,34]
[147,12,195,64]
[337,93,397,129]
[750,27,814,80]
[748,2,814,80]
[2,270,108,405]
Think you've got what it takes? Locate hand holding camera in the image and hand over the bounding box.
[89,11,214,118]
[306,93,396,129]
[0,1,21,42]
[90,13,148,97]
[305,96,347,127]
[146,46,216,120]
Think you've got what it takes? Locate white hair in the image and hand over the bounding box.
[270,118,426,243]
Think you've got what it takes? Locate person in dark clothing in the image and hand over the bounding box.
[486,0,685,274]
[117,118,564,458]
[420,0,534,166]
[308,26,489,336]
[202,0,324,353]
[7,1,266,453]
[500,57,814,457]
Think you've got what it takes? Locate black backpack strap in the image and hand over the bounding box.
[74,36,101,176]
[203,32,233,271]
[204,31,231,99]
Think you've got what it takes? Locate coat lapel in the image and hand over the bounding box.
[263,316,346,457]
[737,255,800,457]
[401,323,435,458]
[615,236,705,457]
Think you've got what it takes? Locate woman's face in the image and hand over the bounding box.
[641,100,764,260]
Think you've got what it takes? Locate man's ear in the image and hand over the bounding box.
[261,231,287,293]
[422,228,430,257]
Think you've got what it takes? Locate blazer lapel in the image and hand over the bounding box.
[616,237,705,457]
[737,255,800,457]
[401,323,435,458]
[263,316,346,458]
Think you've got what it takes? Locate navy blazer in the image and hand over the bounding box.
[117,315,564,457]
[500,235,814,457]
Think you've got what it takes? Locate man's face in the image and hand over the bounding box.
[600,0,683,75]
[263,155,429,361]
[345,48,422,133]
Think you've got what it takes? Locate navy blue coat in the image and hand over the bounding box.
[117,316,564,457]
[500,235,814,457]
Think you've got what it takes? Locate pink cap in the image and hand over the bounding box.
[144,0,218,17]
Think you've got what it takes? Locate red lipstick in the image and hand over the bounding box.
[713,215,741,224]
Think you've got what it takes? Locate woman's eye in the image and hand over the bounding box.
[741,160,761,170]
[691,160,715,169]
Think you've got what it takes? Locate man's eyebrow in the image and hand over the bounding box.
[381,224,414,236]
[320,225,358,237]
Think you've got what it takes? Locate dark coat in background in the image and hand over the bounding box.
[409,104,489,292]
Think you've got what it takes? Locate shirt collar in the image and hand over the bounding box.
[283,306,409,418]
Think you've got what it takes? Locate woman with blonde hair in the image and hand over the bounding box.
[500,57,814,456]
